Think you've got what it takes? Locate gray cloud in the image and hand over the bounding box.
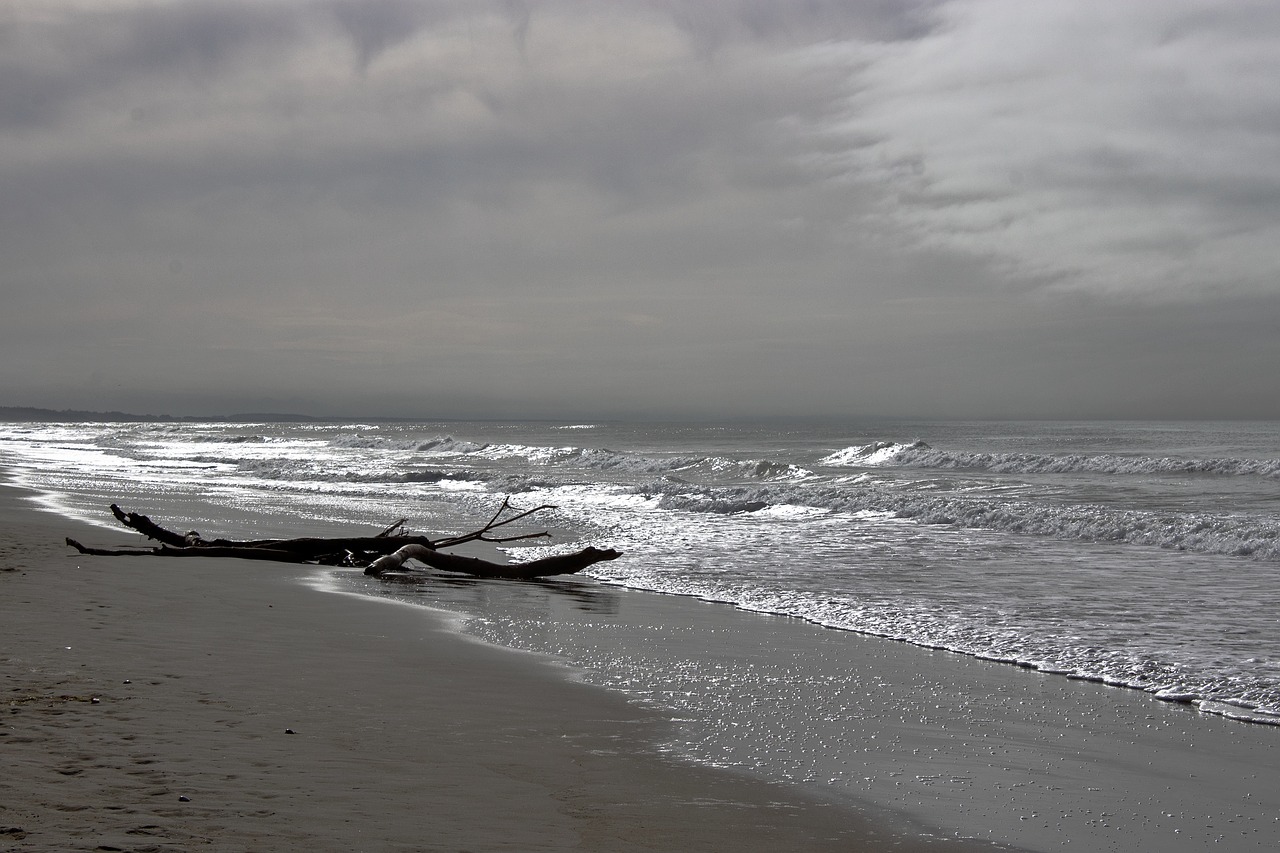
[832,0,1280,299]
[1,0,1278,420]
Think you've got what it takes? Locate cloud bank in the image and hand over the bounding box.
[2,0,1278,419]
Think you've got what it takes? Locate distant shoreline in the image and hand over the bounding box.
[0,406,437,424]
[6,405,1279,426]
[0,406,627,425]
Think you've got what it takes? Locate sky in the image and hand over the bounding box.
[3,0,1279,421]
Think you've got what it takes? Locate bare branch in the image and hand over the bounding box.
[376,518,409,538]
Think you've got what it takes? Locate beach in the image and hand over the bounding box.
[4,473,1279,853]
[1,481,1012,853]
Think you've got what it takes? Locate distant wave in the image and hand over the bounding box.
[469,443,701,473]
[821,440,931,466]
[415,436,490,454]
[822,441,1280,478]
[224,440,814,490]
[465,442,809,480]
[656,495,770,514]
[157,432,279,444]
[627,478,1280,561]
[324,434,429,451]
[704,456,814,481]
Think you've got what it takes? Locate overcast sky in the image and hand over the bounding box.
[3,0,1279,420]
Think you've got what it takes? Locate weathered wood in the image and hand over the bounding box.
[69,501,621,580]
[376,518,409,537]
[110,504,191,547]
[235,535,438,558]
[67,537,307,562]
[66,538,152,557]
[364,543,622,579]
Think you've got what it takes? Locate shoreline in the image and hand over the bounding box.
[336,523,1280,851]
[6,475,1279,852]
[0,481,1008,852]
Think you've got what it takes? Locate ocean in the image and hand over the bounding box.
[2,417,1276,729]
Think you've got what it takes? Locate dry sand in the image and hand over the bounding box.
[1,483,1006,853]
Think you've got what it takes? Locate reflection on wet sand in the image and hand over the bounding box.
[373,570,621,616]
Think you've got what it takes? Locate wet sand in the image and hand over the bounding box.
[343,554,1280,852]
[1,482,1006,853]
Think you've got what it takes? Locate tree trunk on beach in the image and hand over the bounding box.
[65,499,621,580]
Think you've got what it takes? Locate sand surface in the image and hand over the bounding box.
[343,551,1280,852]
[1,483,1007,853]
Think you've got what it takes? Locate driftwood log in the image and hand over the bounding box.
[66,500,621,579]
[364,544,620,579]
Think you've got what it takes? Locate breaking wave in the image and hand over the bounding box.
[415,436,490,454]
[627,478,1280,561]
[822,441,1280,478]
[463,442,809,480]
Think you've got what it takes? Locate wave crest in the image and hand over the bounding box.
[823,441,1280,478]
[626,478,1280,561]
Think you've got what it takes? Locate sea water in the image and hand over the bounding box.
[2,417,1277,727]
